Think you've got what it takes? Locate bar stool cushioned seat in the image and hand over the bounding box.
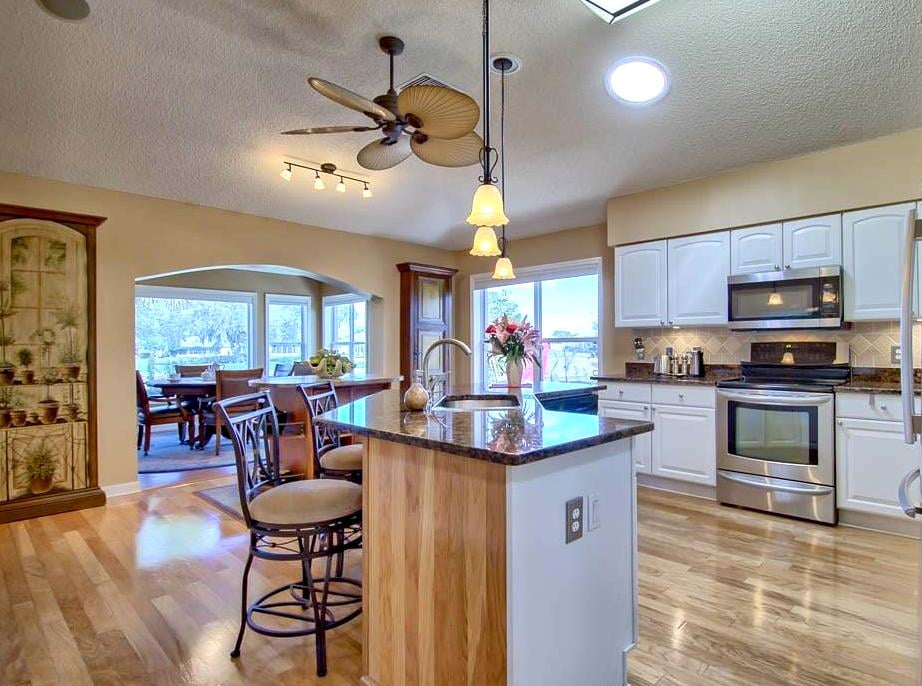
[319,444,364,473]
[249,479,362,525]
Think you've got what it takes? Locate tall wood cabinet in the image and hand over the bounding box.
[397,263,457,392]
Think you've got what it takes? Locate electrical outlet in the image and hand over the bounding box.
[587,493,601,531]
[565,496,584,544]
[892,345,902,364]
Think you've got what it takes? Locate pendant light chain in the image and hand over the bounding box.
[479,0,498,184]
[499,61,507,256]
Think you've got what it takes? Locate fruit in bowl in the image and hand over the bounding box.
[303,349,354,378]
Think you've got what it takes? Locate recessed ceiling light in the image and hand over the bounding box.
[35,0,90,22]
[581,0,662,24]
[606,57,669,105]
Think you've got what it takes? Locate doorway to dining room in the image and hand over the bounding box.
[133,264,370,488]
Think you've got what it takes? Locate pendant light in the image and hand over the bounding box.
[491,57,515,280]
[467,0,508,250]
[471,226,501,256]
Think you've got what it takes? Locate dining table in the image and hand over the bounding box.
[148,377,216,448]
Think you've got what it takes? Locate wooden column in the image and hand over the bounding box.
[362,437,507,686]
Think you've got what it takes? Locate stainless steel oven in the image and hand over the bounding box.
[728,266,843,330]
[717,388,836,523]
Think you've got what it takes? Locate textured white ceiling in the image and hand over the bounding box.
[2,0,922,249]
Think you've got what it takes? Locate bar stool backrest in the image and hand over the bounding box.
[215,391,282,529]
[297,382,342,476]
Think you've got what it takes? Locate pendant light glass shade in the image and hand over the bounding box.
[280,166,292,181]
[492,256,515,280]
[470,226,501,257]
[313,173,325,191]
[466,183,509,227]
[336,178,347,193]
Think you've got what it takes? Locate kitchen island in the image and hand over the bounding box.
[249,373,401,477]
[318,382,653,686]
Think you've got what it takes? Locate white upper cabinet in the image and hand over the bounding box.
[667,232,730,326]
[843,203,916,321]
[730,224,782,274]
[782,214,842,270]
[615,241,667,327]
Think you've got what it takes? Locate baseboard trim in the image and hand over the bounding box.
[102,480,141,499]
[839,509,921,539]
[637,474,717,501]
[0,487,106,523]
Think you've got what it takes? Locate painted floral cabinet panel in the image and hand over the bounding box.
[0,219,89,502]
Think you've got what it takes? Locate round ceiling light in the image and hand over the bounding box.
[606,57,669,105]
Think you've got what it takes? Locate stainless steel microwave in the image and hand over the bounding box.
[727,266,843,330]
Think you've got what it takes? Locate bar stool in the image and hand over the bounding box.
[298,382,363,484]
[216,391,362,677]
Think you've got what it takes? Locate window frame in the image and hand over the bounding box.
[264,293,313,372]
[134,284,257,370]
[322,293,370,373]
[469,257,603,384]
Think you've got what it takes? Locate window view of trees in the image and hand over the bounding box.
[480,271,599,385]
[266,297,309,373]
[324,300,367,373]
[135,290,252,380]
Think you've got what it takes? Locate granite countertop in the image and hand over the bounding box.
[836,381,905,394]
[316,382,653,466]
[250,373,402,388]
[593,363,740,387]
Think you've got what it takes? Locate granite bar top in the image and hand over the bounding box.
[593,362,740,387]
[836,367,922,395]
[316,382,652,466]
[250,373,402,389]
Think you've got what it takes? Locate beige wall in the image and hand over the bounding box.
[0,171,457,488]
[608,126,922,246]
[453,224,628,382]
[139,268,325,371]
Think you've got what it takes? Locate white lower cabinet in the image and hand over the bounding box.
[651,403,717,486]
[599,400,652,474]
[836,410,920,519]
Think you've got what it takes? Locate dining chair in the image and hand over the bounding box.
[216,392,362,677]
[136,371,194,455]
[197,368,264,453]
[297,382,363,483]
[290,361,313,376]
[272,362,293,377]
[175,364,209,377]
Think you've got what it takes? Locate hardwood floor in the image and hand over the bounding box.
[0,478,916,685]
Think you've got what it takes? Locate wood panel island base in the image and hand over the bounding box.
[319,384,653,686]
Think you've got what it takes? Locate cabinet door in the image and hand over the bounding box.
[599,400,652,474]
[667,232,730,326]
[651,404,716,485]
[615,241,667,327]
[836,417,920,518]
[843,203,915,320]
[730,224,782,274]
[782,214,842,269]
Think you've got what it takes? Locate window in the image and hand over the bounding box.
[135,285,255,381]
[472,259,601,385]
[266,294,312,374]
[323,295,368,374]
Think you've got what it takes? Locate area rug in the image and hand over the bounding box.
[194,484,244,521]
[137,434,236,474]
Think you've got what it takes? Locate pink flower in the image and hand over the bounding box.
[485,324,497,334]
[506,323,518,333]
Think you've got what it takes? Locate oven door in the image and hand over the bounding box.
[717,388,834,485]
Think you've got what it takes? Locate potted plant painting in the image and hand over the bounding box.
[0,280,17,385]
[0,386,14,428]
[55,303,82,381]
[16,348,34,385]
[24,439,57,495]
[32,327,60,424]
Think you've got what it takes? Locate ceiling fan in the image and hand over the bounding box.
[283,36,484,171]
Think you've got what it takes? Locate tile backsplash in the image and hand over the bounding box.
[630,322,922,368]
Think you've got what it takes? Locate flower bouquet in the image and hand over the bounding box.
[485,314,541,387]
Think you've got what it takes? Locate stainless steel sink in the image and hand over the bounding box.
[436,396,520,410]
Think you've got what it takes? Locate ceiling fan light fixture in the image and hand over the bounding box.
[280,164,293,182]
[466,183,509,227]
[580,0,662,24]
[336,177,347,193]
[492,256,516,280]
[313,172,326,191]
[470,226,502,257]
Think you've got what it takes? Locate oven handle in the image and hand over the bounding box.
[719,471,834,496]
[898,468,922,518]
[717,390,832,406]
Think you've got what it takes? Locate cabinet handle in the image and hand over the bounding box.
[784,265,791,269]
[679,393,685,399]
[836,419,843,425]
[643,405,649,410]
[619,389,624,396]
[880,404,888,411]
[774,264,780,271]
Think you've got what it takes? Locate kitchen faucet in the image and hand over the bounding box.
[420,338,472,398]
